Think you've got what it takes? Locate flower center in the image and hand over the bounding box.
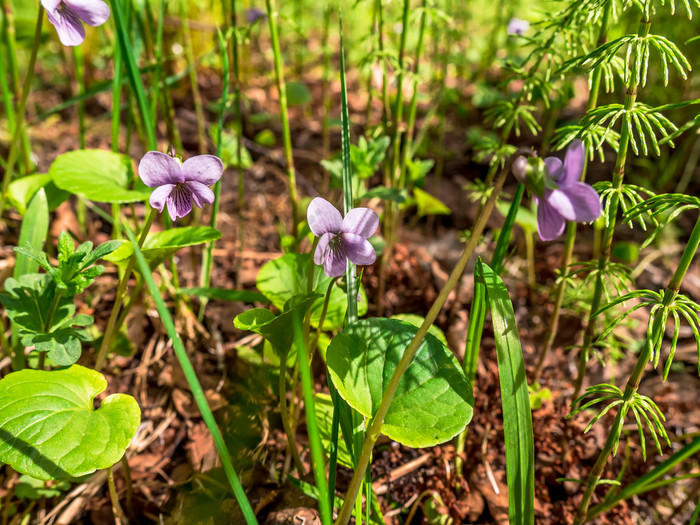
[170,183,193,213]
[326,234,345,261]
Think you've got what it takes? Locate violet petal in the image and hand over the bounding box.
[45,5,86,46]
[182,155,224,186]
[552,183,602,223]
[149,184,175,213]
[342,208,379,238]
[342,233,376,266]
[138,151,185,187]
[559,139,585,188]
[65,0,110,26]
[314,233,334,266]
[166,184,194,220]
[324,245,347,278]
[307,197,343,236]
[41,0,61,11]
[537,201,566,241]
[544,157,563,181]
[187,181,215,208]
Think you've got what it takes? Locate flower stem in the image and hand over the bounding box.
[265,0,298,234]
[231,0,246,285]
[95,208,157,371]
[0,6,42,217]
[398,0,428,189]
[335,153,516,525]
[1,0,31,174]
[110,0,157,150]
[574,215,700,523]
[293,316,332,525]
[278,346,306,477]
[107,466,129,525]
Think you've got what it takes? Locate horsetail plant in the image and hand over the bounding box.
[571,0,692,399]
[572,194,700,523]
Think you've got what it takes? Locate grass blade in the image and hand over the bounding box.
[124,224,258,524]
[477,259,535,525]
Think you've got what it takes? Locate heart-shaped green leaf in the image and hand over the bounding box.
[0,365,140,480]
[49,149,151,204]
[327,318,473,447]
[256,254,367,330]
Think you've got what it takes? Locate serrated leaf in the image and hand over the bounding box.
[14,189,49,278]
[327,318,473,447]
[256,253,367,330]
[49,149,151,204]
[0,365,140,480]
[1,274,74,336]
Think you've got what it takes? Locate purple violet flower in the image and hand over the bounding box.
[41,0,110,47]
[507,18,530,36]
[138,151,224,221]
[245,7,266,24]
[534,140,602,241]
[307,197,379,278]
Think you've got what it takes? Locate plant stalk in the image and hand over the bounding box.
[574,216,700,523]
[0,7,42,216]
[265,0,298,233]
[95,208,157,370]
[572,14,651,400]
[336,153,518,525]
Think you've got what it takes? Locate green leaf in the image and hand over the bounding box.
[7,174,70,215]
[406,158,434,186]
[496,200,537,234]
[285,81,312,106]
[1,274,74,337]
[0,275,90,366]
[326,318,473,447]
[104,227,222,270]
[412,188,451,218]
[14,189,49,278]
[233,294,320,364]
[256,253,367,330]
[14,475,71,500]
[360,185,407,203]
[178,287,266,304]
[0,365,140,480]
[476,260,534,525]
[49,149,151,204]
[254,129,276,147]
[390,313,448,346]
